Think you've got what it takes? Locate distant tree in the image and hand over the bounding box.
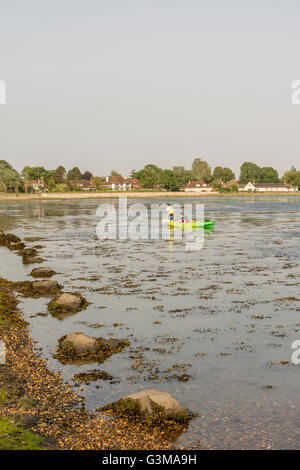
[43,170,55,185]
[172,166,192,187]
[220,182,239,193]
[47,176,56,191]
[239,162,262,184]
[159,170,180,191]
[191,158,212,182]
[21,166,48,181]
[55,183,70,192]
[0,160,13,170]
[260,166,280,183]
[110,170,121,177]
[82,171,93,181]
[0,160,24,193]
[135,164,163,188]
[67,167,82,181]
[282,167,300,188]
[213,166,235,183]
[211,179,223,190]
[54,166,66,184]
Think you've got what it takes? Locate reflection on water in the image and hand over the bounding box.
[0,195,300,449]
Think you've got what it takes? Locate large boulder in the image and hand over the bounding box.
[123,389,188,420]
[55,333,129,364]
[31,267,55,278]
[32,280,59,291]
[49,293,86,312]
[60,333,98,354]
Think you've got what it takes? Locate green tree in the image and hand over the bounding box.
[43,170,55,185]
[172,166,192,187]
[55,183,70,192]
[21,166,48,180]
[135,164,163,188]
[54,166,66,184]
[0,160,13,170]
[239,162,262,184]
[110,170,121,177]
[47,176,56,191]
[159,170,180,191]
[282,167,300,188]
[260,166,280,183]
[213,166,235,183]
[191,158,212,182]
[220,182,238,193]
[66,167,82,181]
[0,161,24,193]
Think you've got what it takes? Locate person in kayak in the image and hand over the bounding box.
[180,213,187,223]
[166,203,174,221]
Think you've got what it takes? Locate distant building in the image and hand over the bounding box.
[180,181,213,192]
[28,176,48,192]
[99,176,141,191]
[69,180,97,191]
[238,182,298,192]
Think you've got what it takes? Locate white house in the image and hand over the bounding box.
[180,181,214,192]
[100,176,141,191]
[238,182,298,192]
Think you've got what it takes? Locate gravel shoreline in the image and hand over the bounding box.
[0,280,177,450]
[0,191,299,201]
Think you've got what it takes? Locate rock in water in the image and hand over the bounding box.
[32,280,59,291]
[123,389,188,419]
[31,267,55,278]
[54,293,82,310]
[0,233,22,246]
[60,333,98,354]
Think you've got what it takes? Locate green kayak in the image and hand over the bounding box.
[169,220,215,229]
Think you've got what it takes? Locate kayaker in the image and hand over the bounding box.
[180,213,187,223]
[166,203,174,221]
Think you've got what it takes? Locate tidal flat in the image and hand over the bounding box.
[0,195,299,449]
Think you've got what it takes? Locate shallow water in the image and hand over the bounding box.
[0,196,300,449]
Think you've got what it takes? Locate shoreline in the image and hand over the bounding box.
[0,190,299,201]
[0,236,176,450]
[0,280,175,449]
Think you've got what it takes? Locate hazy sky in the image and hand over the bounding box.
[1,0,300,178]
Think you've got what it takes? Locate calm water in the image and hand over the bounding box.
[0,196,300,449]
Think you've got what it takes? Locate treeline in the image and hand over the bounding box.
[0,158,300,193]
[133,160,236,191]
[133,159,300,190]
[0,161,95,193]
